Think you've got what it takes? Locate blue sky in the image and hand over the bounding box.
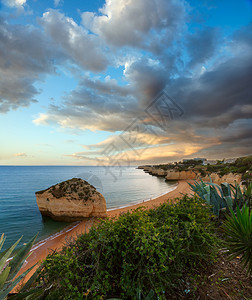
[0,0,251,165]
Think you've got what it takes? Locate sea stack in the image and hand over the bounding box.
[35,178,107,221]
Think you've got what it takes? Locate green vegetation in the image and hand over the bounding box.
[154,164,174,171]
[152,155,252,181]
[189,180,252,216]
[206,155,252,179]
[190,179,252,276]
[222,204,252,275]
[36,178,98,200]
[36,195,218,299]
[8,171,252,299]
[0,234,38,300]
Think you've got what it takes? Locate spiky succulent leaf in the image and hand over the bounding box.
[0,234,38,299]
[0,237,22,273]
[0,266,10,290]
[223,196,233,211]
[0,235,5,252]
[8,233,38,281]
[18,264,41,294]
[223,205,252,275]
[0,264,36,300]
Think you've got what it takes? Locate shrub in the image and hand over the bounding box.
[222,204,252,275]
[37,195,218,299]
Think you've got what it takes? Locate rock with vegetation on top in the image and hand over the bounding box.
[35,178,107,221]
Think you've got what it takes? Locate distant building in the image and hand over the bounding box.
[203,160,217,166]
[194,158,206,162]
[224,158,236,164]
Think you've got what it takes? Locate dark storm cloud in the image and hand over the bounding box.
[124,58,167,105]
[35,21,252,158]
[0,16,59,112]
[186,27,220,68]
[2,0,250,160]
[169,53,252,125]
[82,77,132,98]
[219,119,252,143]
[232,22,252,47]
[0,8,110,113]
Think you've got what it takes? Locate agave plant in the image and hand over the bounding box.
[222,204,252,275]
[229,182,251,210]
[189,178,251,216]
[0,233,39,299]
[188,178,226,216]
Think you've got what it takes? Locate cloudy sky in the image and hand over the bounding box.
[0,0,251,166]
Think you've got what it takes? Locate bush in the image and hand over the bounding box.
[205,155,252,179]
[37,196,218,299]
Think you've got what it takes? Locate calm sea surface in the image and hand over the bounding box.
[0,166,176,250]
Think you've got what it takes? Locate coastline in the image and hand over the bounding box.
[107,183,178,211]
[15,180,193,289]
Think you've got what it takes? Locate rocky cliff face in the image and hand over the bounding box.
[36,178,107,221]
[143,166,153,172]
[165,170,197,180]
[165,170,242,185]
[149,168,167,176]
[200,173,242,185]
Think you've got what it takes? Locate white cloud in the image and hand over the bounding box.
[14,152,27,157]
[40,10,108,72]
[2,0,26,8]
[82,0,185,50]
[0,18,61,112]
[1,0,251,161]
[54,0,62,7]
[33,113,51,126]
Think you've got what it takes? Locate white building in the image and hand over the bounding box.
[203,160,217,166]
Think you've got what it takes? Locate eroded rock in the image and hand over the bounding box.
[35,178,107,221]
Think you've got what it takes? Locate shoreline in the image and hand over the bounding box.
[15,180,193,290]
[107,183,178,211]
[30,183,178,252]
[30,183,178,251]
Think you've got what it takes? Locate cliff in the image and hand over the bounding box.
[149,168,167,176]
[165,170,197,180]
[35,178,107,222]
[200,172,242,185]
[165,170,242,185]
[140,166,242,185]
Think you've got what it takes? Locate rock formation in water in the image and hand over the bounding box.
[35,178,107,221]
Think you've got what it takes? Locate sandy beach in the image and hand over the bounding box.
[16,180,193,290]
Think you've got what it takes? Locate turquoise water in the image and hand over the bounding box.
[0,166,176,250]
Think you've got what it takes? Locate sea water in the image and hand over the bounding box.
[0,166,176,250]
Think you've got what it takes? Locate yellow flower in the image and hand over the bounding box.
[83,289,90,296]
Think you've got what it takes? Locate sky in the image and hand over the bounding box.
[0,0,251,166]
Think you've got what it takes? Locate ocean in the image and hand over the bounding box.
[0,166,176,250]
